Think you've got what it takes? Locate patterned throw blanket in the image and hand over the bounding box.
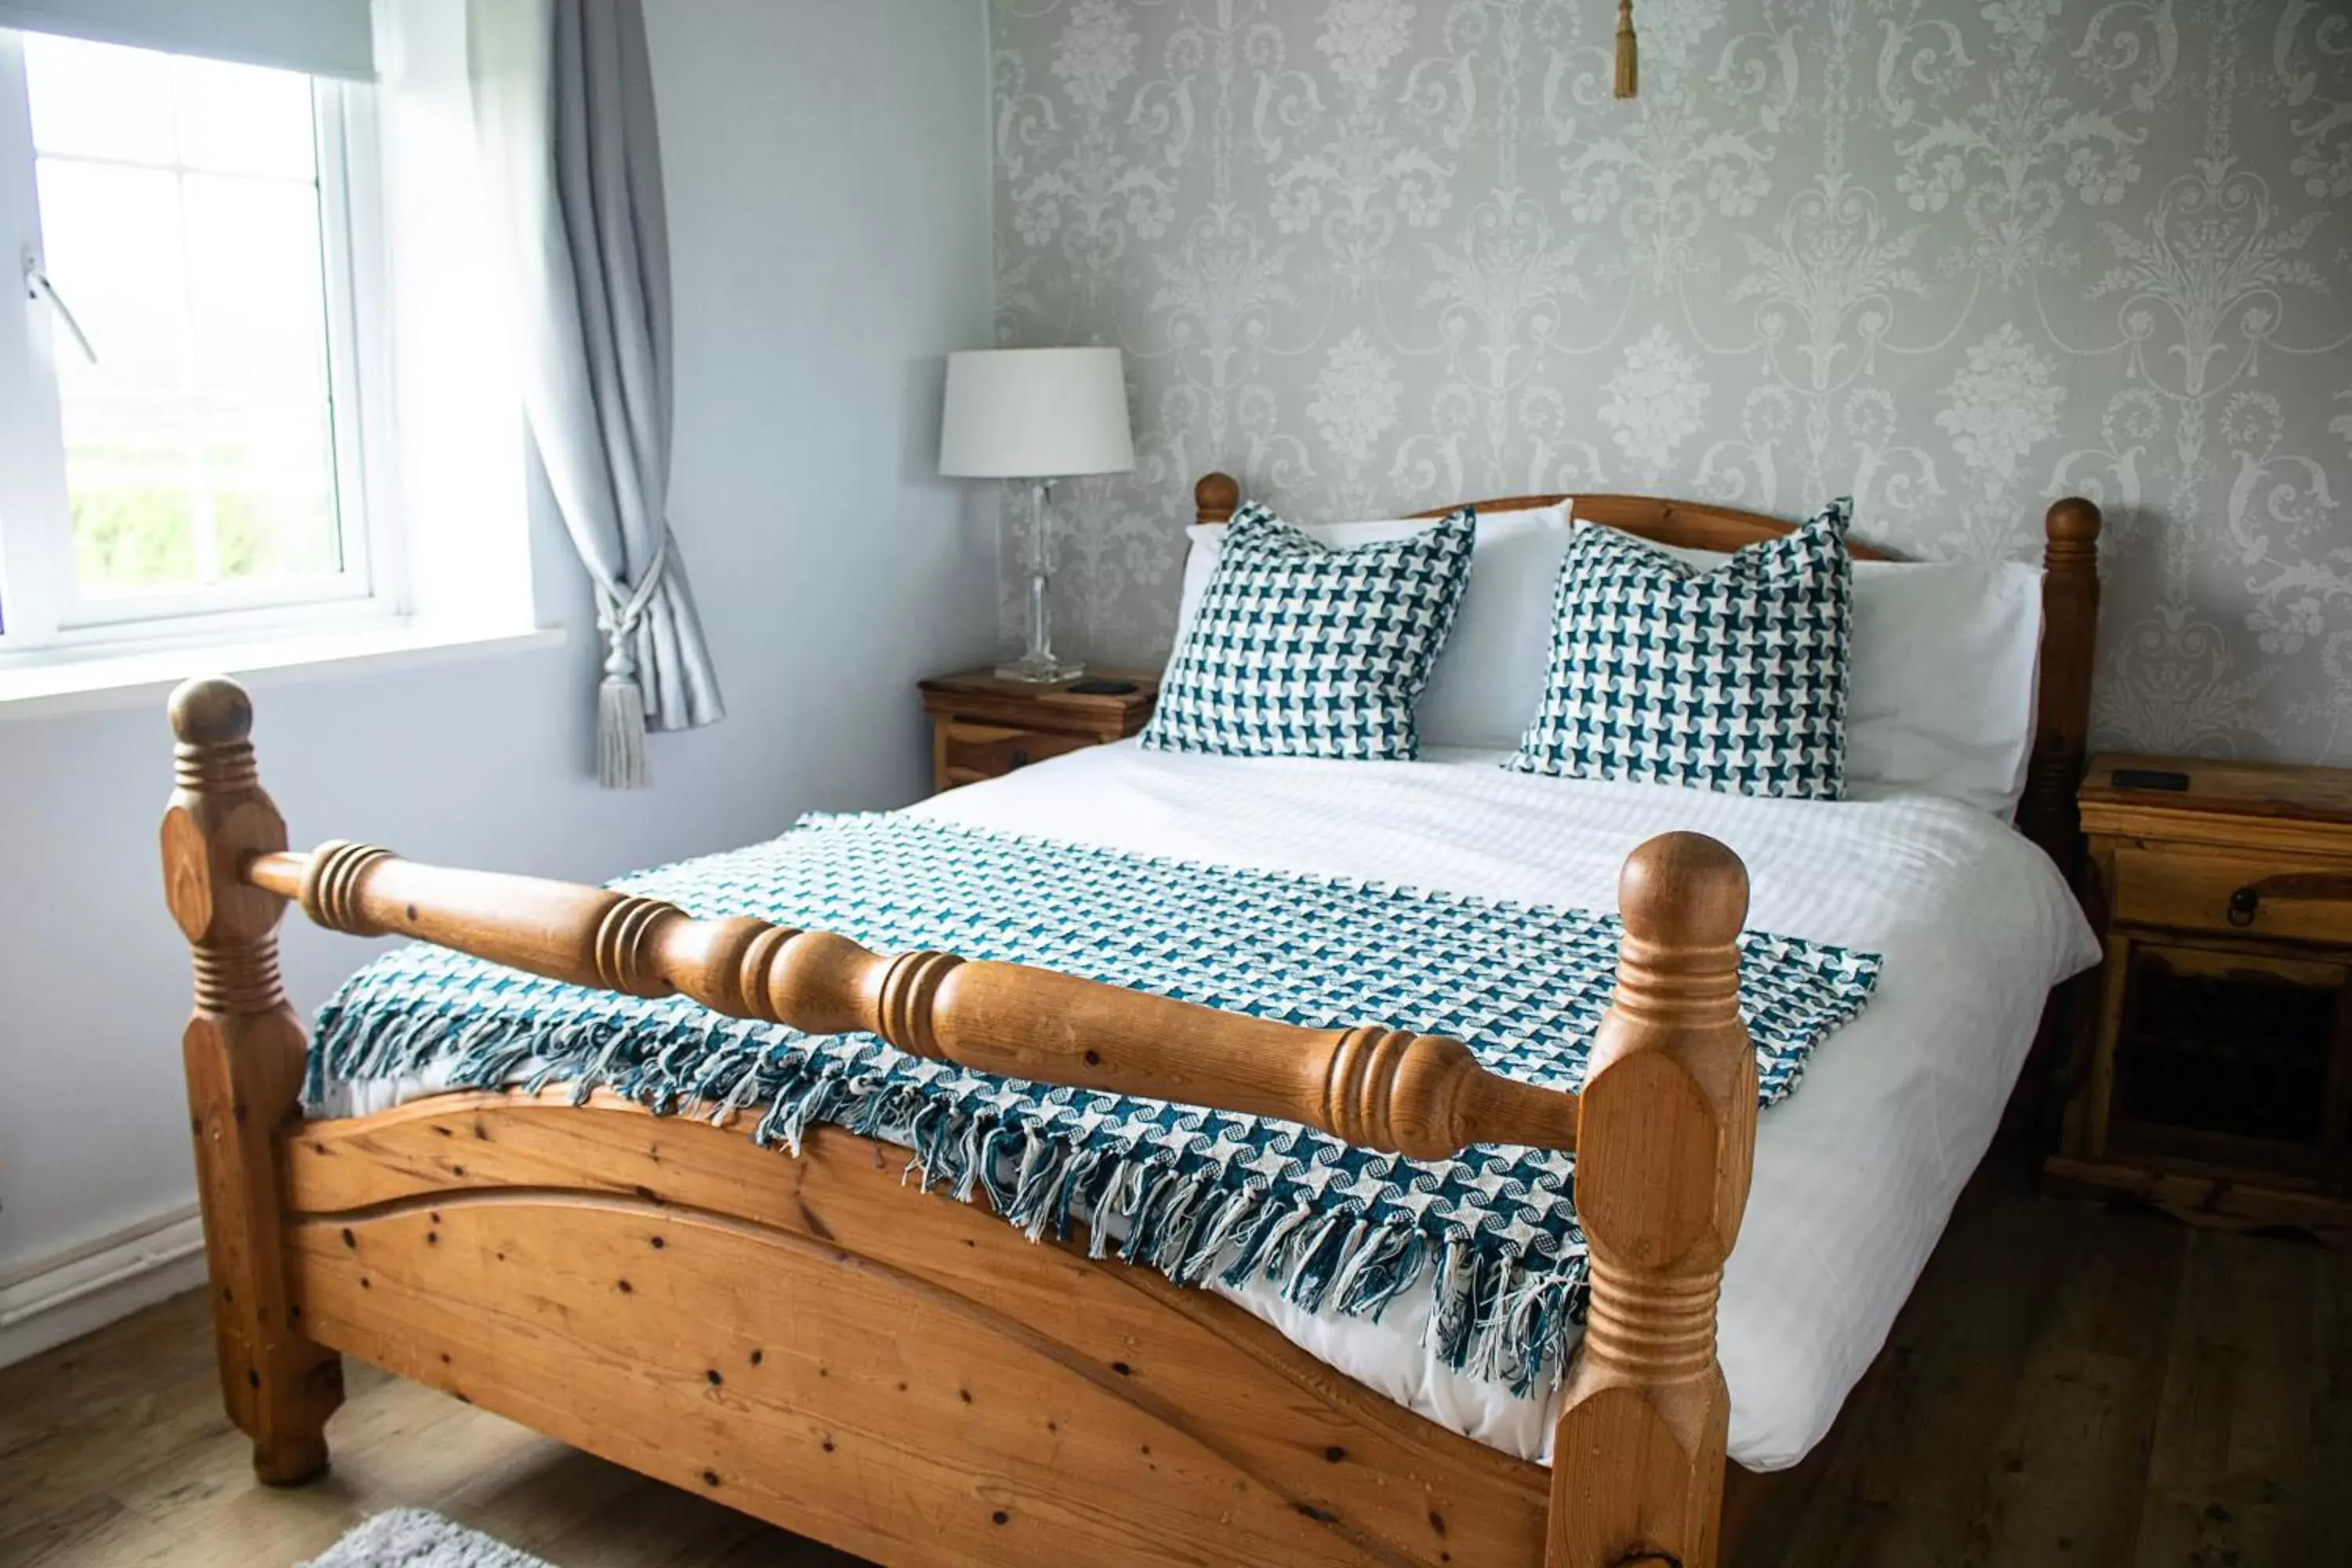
[311,815,1882,1394]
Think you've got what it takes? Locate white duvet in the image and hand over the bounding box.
[905,743,2098,1472]
[344,741,2096,1473]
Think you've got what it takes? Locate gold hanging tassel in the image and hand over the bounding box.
[1613,0,1638,98]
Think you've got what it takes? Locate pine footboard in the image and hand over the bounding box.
[165,676,1765,1568]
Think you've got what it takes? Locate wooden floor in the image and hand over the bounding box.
[2,1148,2345,1568]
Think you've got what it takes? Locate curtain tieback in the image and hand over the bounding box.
[592,532,672,789]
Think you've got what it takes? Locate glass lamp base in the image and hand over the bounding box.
[994,652,1085,684]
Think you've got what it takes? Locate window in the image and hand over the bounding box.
[0,30,388,651]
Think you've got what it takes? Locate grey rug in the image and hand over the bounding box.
[300,1509,554,1568]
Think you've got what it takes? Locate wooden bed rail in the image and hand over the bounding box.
[238,840,1579,1160]
[167,675,1762,1567]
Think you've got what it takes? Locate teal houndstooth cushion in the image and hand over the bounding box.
[1507,499,1856,799]
[1143,501,1476,759]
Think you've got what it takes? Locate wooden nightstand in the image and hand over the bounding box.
[2047,753,2352,1236]
[917,669,1159,793]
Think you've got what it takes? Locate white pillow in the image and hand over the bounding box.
[1584,525,2044,817]
[1845,557,2045,815]
[1174,502,1572,750]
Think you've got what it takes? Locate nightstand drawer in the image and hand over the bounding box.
[938,721,1094,785]
[920,668,1160,795]
[2111,847,2352,946]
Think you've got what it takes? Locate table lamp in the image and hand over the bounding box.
[939,347,1136,683]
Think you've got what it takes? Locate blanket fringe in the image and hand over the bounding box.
[310,1005,1588,1396]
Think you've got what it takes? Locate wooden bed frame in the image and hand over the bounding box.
[164,477,2101,1568]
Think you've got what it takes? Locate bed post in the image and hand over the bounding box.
[2020,497,2102,882]
[1549,833,1753,1568]
[2009,498,2102,1131]
[1195,470,1239,525]
[162,677,343,1483]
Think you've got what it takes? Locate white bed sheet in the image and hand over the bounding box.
[337,742,2096,1473]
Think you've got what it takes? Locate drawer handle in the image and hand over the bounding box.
[1008,749,1031,769]
[2223,873,2352,927]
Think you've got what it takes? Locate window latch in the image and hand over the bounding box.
[22,249,97,365]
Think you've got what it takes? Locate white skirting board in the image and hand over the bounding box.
[0,1203,208,1368]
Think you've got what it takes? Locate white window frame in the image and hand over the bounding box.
[0,29,401,661]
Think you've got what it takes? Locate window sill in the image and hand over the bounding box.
[0,619,568,723]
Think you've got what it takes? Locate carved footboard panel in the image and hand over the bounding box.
[285,1094,1551,1567]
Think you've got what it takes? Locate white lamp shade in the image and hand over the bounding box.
[938,347,1136,479]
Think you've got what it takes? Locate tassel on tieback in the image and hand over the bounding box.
[597,659,649,790]
[1614,0,1637,99]
[593,535,672,791]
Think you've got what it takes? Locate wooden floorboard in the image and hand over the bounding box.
[1730,1136,2081,1568]
[2,1145,2345,1568]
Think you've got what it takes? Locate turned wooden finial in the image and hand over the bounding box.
[169,674,255,748]
[1550,831,1751,1568]
[2045,495,2102,552]
[1617,830,1747,953]
[1195,471,1240,526]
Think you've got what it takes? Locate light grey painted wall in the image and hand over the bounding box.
[0,0,995,1298]
[989,0,2352,764]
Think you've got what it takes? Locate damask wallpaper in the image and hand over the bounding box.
[989,0,2352,762]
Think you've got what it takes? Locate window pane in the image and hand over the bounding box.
[186,176,328,395]
[36,162,191,398]
[62,401,199,593]
[24,34,173,164]
[172,56,317,178]
[208,403,340,580]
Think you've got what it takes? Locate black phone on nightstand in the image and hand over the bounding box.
[2111,767,2190,791]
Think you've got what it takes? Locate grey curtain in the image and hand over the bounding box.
[470,0,724,788]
